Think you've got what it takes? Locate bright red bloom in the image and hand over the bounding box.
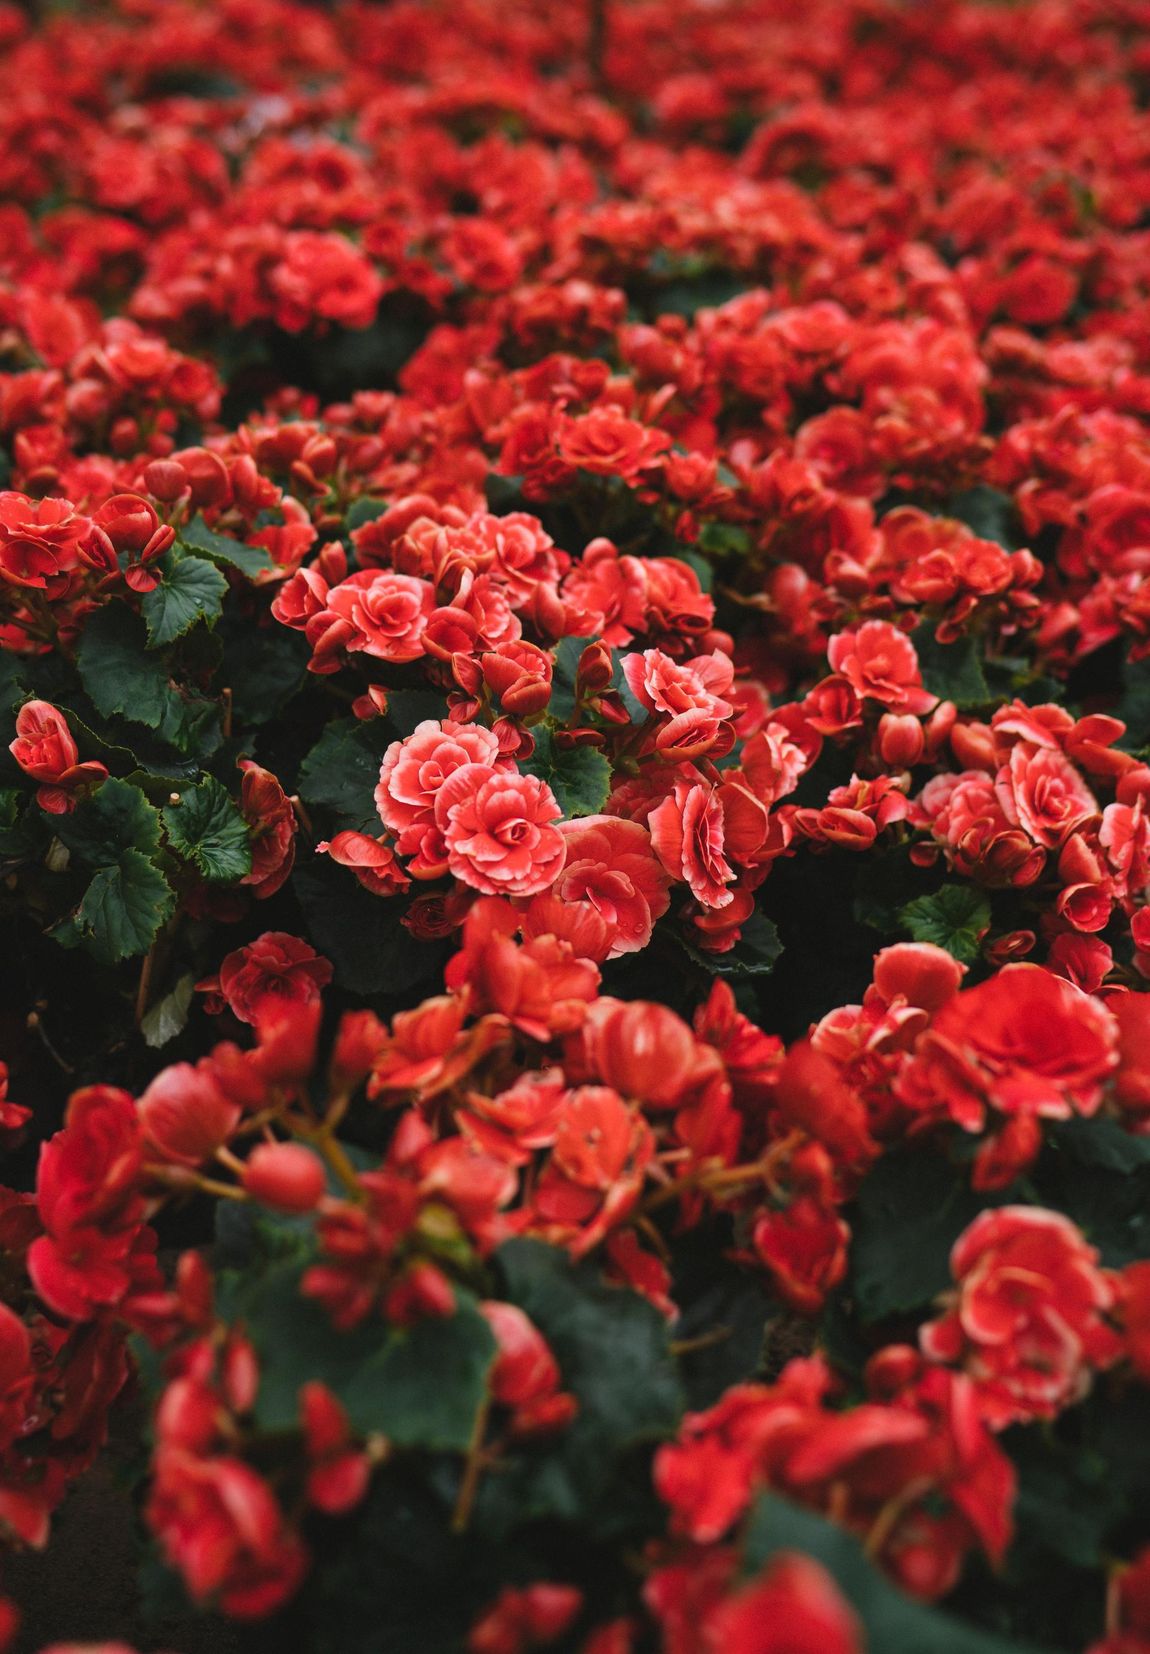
[827,621,937,715]
[897,964,1118,1134]
[920,1206,1121,1425]
[436,765,565,898]
[147,1448,308,1618]
[214,933,333,1028]
[649,777,735,909]
[9,700,108,815]
[549,816,671,959]
[318,831,410,896]
[469,1583,583,1654]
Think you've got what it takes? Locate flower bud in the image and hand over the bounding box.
[877,712,924,768]
[242,1142,326,1213]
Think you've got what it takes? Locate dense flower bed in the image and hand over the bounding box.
[3,0,1150,1648]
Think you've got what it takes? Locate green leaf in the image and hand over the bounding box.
[162,776,252,882]
[140,972,195,1049]
[345,497,388,533]
[179,514,274,577]
[54,777,162,866]
[548,634,599,724]
[850,1150,1013,1322]
[521,727,611,817]
[900,883,990,963]
[297,717,392,830]
[293,857,447,996]
[60,849,174,964]
[910,623,991,708]
[669,908,782,978]
[949,485,1021,551]
[78,604,176,729]
[141,554,226,646]
[217,613,309,726]
[383,689,449,741]
[480,1239,683,1536]
[668,546,714,592]
[0,654,27,719]
[742,1496,1043,1654]
[1047,1115,1150,1174]
[239,1259,495,1450]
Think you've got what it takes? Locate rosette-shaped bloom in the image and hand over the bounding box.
[897,963,1118,1133]
[376,719,505,876]
[435,764,565,898]
[214,933,333,1028]
[827,620,937,714]
[920,1206,1121,1425]
[649,776,735,908]
[549,816,671,958]
[309,569,435,669]
[994,741,1099,849]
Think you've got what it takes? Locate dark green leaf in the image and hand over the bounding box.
[180,514,274,577]
[293,856,446,996]
[162,776,252,882]
[240,1259,495,1450]
[549,634,598,724]
[1048,1116,1150,1174]
[345,497,388,533]
[217,615,308,726]
[297,717,392,830]
[383,689,449,741]
[949,486,1021,551]
[481,1240,683,1535]
[59,849,174,963]
[140,972,195,1049]
[141,553,227,646]
[522,727,611,817]
[850,1150,1012,1322]
[911,623,991,708]
[54,776,162,866]
[900,883,990,963]
[78,604,176,729]
[742,1496,1043,1654]
[670,908,782,978]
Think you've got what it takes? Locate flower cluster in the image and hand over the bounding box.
[3,0,1150,1650]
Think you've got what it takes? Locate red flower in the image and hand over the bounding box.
[214,933,333,1028]
[549,815,671,959]
[311,569,435,667]
[704,1554,864,1654]
[318,831,410,896]
[436,765,565,898]
[897,963,1118,1134]
[243,1143,327,1214]
[376,718,505,875]
[0,491,85,594]
[138,1063,240,1168]
[147,1448,308,1618]
[920,1206,1121,1425]
[469,1583,583,1654]
[994,742,1098,848]
[480,1301,577,1437]
[239,760,297,899]
[649,776,735,909]
[555,407,671,479]
[79,492,175,592]
[9,700,108,815]
[827,621,937,714]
